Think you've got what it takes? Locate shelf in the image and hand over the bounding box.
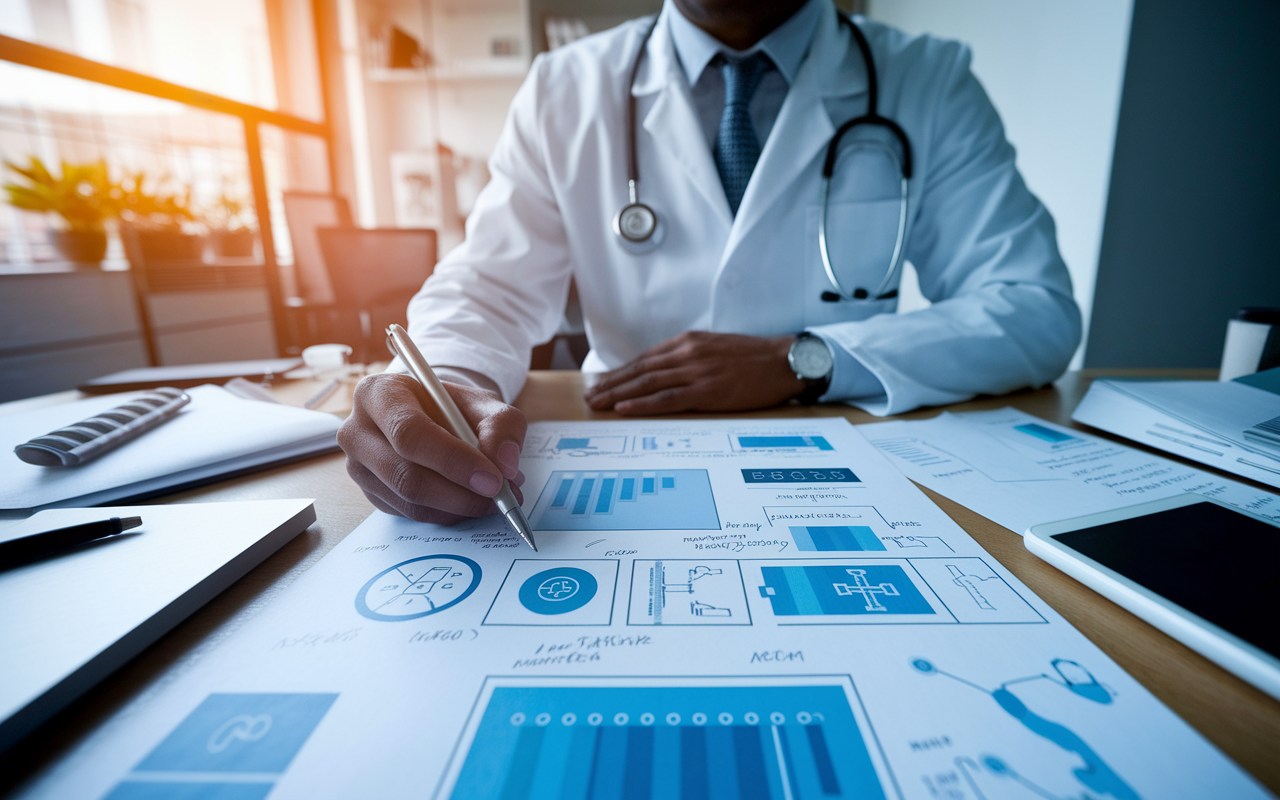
[367,59,528,83]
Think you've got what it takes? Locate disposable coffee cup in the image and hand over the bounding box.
[1220,308,1280,381]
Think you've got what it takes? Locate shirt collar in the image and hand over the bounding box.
[665,0,823,88]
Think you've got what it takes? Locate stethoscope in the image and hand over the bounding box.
[613,12,913,302]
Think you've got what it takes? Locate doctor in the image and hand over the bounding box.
[338,0,1081,524]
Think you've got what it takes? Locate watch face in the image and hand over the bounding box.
[791,337,833,379]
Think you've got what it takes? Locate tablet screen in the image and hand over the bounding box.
[1052,501,1280,659]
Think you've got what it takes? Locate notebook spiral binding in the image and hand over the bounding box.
[14,387,191,467]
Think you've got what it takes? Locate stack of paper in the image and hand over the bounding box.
[0,385,342,511]
[1072,379,1280,488]
[861,407,1280,535]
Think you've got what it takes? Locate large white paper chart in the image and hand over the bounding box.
[21,420,1269,800]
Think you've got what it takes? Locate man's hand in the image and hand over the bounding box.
[338,373,526,524]
[584,331,806,414]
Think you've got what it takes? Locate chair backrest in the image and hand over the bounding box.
[281,192,353,306]
[316,228,437,359]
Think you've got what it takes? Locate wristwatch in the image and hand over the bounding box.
[787,332,833,405]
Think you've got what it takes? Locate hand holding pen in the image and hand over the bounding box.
[336,326,535,549]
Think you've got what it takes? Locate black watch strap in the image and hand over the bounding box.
[794,374,831,405]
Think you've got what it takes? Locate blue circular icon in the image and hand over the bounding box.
[355,555,481,621]
[518,567,597,615]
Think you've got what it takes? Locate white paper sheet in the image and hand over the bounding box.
[861,408,1280,535]
[19,420,1268,800]
[0,385,342,510]
[1072,380,1280,489]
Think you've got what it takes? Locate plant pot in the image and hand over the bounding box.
[123,227,205,265]
[208,229,257,258]
[51,229,108,264]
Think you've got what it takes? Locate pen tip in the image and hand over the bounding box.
[120,516,143,531]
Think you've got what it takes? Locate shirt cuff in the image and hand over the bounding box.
[808,330,885,402]
[382,358,501,396]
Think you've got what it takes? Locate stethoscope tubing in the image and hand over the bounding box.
[618,11,913,302]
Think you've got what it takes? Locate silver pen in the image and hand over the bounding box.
[384,324,537,551]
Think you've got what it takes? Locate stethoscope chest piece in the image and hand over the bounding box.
[613,200,657,243]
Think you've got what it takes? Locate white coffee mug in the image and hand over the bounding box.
[1220,308,1280,381]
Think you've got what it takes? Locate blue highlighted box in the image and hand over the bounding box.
[737,436,834,451]
[790,526,885,552]
[558,438,591,449]
[531,471,719,531]
[105,693,338,800]
[1014,423,1076,444]
[742,468,859,484]
[449,684,886,800]
[759,565,934,616]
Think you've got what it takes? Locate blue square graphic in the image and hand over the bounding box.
[135,694,338,774]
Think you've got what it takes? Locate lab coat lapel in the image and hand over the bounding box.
[634,13,733,229]
[722,8,868,259]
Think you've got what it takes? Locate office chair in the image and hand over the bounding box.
[315,227,437,363]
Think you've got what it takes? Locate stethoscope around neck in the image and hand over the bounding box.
[613,12,914,302]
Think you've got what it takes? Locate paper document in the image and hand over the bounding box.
[1072,379,1280,488]
[0,385,341,510]
[20,420,1265,799]
[861,407,1279,535]
[0,499,316,752]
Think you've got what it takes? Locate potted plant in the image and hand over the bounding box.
[114,171,206,265]
[203,194,258,259]
[2,158,119,264]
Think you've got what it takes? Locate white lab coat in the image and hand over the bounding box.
[406,5,1081,415]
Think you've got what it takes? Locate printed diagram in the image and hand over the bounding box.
[541,435,628,455]
[438,677,894,800]
[907,559,1045,624]
[530,470,720,531]
[912,658,1139,800]
[948,565,995,609]
[355,555,481,622]
[884,535,954,552]
[757,564,937,620]
[485,560,617,626]
[628,559,750,625]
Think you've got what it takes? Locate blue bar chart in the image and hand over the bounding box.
[531,470,719,531]
[446,682,888,800]
[789,526,885,552]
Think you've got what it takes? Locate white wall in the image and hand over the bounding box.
[868,0,1133,367]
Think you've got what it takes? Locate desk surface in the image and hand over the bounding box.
[2,368,1277,796]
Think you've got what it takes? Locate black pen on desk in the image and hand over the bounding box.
[385,324,538,551]
[0,517,142,570]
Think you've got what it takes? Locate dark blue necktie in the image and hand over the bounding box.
[715,52,774,216]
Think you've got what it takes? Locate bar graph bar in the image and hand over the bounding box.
[531,470,720,531]
[1014,423,1077,444]
[447,683,888,800]
[789,526,885,552]
[736,436,834,451]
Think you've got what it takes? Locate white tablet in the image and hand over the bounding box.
[1025,493,1280,701]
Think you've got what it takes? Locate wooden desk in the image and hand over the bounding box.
[2,369,1277,796]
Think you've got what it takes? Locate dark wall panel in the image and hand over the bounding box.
[1085,0,1280,368]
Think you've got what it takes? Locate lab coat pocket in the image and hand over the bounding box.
[804,201,902,324]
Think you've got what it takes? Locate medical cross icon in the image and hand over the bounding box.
[832,569,901,612]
